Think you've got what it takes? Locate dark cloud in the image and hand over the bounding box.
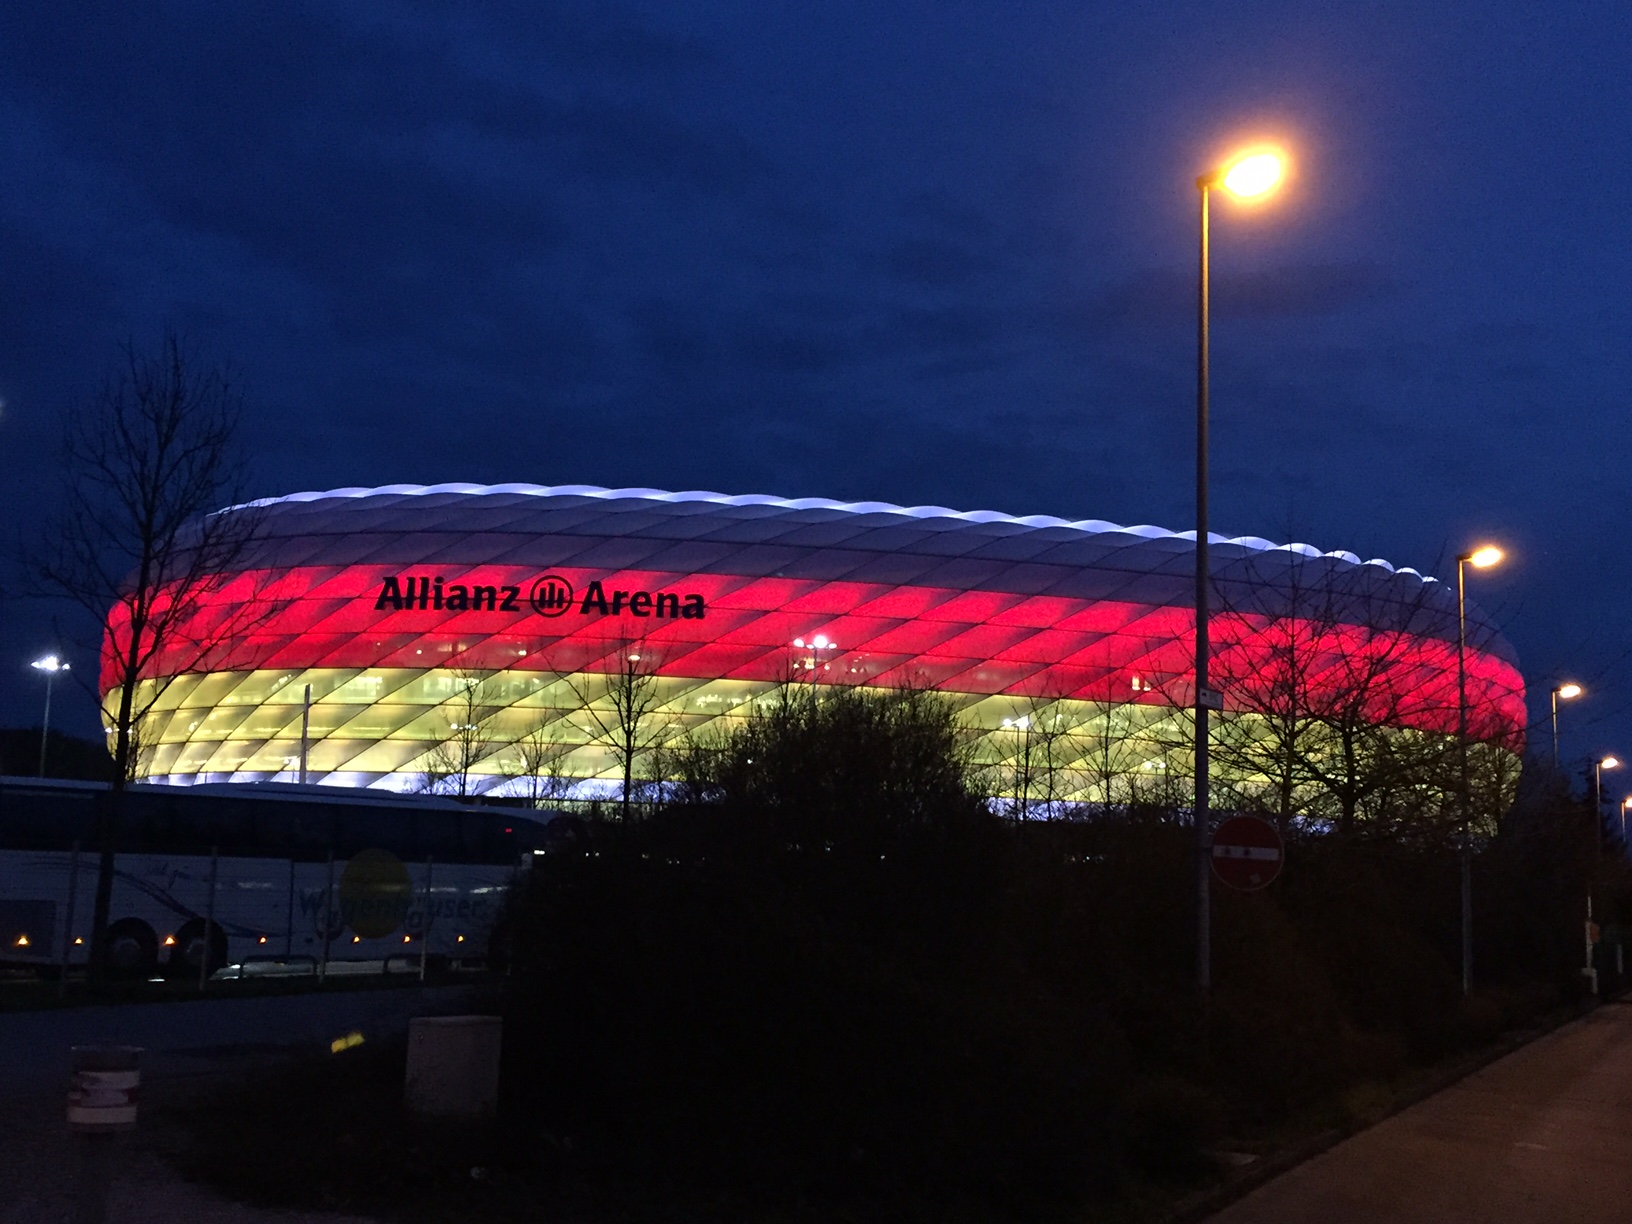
[1081,261,1397,330]
[0,236,119,373]
[2,0,1631,762]
[1220,263,1398,318]
[878,238,1000,288]
[0,2,772,335]
[734,324,845,375]
[552,99,773,190]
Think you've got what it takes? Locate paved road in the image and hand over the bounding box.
[0,985,485,1223]
[1209,1003,1632,1223]
[0,984,486,1091]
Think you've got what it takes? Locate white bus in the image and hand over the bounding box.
[0,777,576,980]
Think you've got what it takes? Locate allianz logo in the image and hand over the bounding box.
[373,574,706,620]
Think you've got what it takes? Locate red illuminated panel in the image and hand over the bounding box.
[987,595,1086,630]
[105,564,1527,747]
[847,585,960,620]
[779,581,886,616]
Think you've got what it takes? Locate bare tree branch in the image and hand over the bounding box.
[567,635,669,821]
[412,670,506,799]
[26,330,266,981]
[503,711,580,809]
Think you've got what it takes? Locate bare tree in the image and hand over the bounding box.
[997,691,1083,819]
[117,711,154,787]
[569,637,669,821]
[1074,696,1150,816]
[415,670,505,799]
[503,711,579,809]
[1207,553,1506,837]
[30,331,265,978]
[1207,560,1348,831]
[978,679,1169,819]
[997,709,1039,820]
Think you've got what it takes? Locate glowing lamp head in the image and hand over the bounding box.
[1556,683,1583,701]
[1602,756,1620,771]
[30,654,68,674]
[1466,546,1503,569]
[1219,149,1285,199]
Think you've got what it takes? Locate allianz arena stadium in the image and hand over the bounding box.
[102,483,1526,800]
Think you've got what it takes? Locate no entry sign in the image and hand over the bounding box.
[1210,815,1283,891]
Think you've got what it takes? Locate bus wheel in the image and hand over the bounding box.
[169,919,229,979]
[104,919,158,977]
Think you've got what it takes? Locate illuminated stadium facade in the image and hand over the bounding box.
[103,484,1526,804]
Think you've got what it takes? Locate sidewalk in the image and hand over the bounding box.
[1206,1003,1632,1222]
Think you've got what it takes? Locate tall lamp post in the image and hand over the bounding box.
[1592,755,1619,851]
[1551,683,1582,772]
[1455,545,1502,996]
[29,655,70,779]
[1582,754,1620,994]
[1194,146,1286,992]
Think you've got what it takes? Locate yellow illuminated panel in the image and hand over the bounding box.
[107,665,1509,815]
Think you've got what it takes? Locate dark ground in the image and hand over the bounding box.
[0,982,485,1224]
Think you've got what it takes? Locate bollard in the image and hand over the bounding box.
[68,1046,141,1224]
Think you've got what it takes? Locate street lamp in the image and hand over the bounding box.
[29,654,70,778]
[1455,545,1502,996]
[1620,796,1630,849]
[791,635,839,689]
[1551,682,1583,772]
[1580,754,1621,995]
[1593,755,1619,850]
[792,634,837,673]
[1193,144,1287,993]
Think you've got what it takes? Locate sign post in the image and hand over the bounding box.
[1210,815,1283,892]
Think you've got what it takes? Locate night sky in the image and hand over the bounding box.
[2,3,1628,776]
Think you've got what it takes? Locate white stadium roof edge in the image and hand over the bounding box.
[226,482,1436,585]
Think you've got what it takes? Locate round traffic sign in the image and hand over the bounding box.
[1210,815,1283,891]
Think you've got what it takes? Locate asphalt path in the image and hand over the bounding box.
[0,984,485,1223]
[1207,1003,1632,1223]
